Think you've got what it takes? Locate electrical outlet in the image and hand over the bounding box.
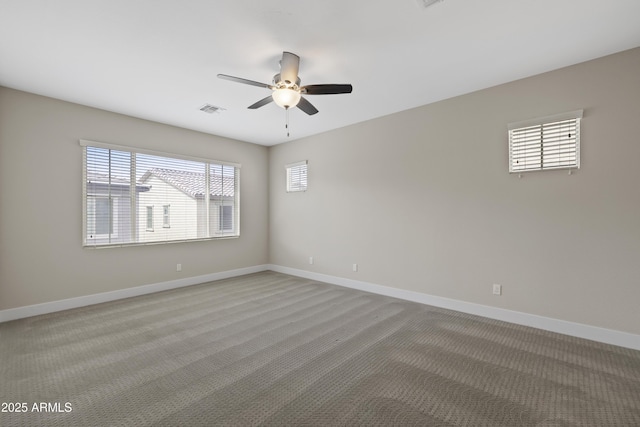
[352,263,358,272]
[309,256,314,265]
[492,284,502,295]
[177,263,182,272]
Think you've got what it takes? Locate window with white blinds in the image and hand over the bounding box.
[286,160,308,192]
[508,110,582,173]
[81,140,240,247]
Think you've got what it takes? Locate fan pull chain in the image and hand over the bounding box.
[285,107,291,137]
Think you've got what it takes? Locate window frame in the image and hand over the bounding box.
[286,160,308,192]
[508,110,582,174]
[81,139,240,248]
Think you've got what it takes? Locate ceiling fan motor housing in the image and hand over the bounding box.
[273,74,301,88]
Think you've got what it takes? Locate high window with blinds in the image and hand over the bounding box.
[81,140,240,247]
[508,110,582,173]
[286,160,308,192]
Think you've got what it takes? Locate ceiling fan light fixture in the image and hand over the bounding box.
[272,88,301,109]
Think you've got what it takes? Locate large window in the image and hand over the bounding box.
[508,110,582,173]
[81,140,240,247]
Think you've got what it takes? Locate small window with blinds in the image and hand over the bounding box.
[508,110,582,173]
[81,140,240,247]
[286,160,308,192]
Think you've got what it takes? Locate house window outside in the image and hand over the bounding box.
[219,205,233,231]
[146,206,154,231]
[508,110,582,173]
[286,160,307,192]
[163,205,170,228]
[87,196,118,239]
[82,140,240,247]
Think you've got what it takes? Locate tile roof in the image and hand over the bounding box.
[139,168,235,198]
[86,172,133,186]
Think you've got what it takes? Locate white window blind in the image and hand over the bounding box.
[81,140,240,247]
[508,110,582,173]
[286,160,308,192]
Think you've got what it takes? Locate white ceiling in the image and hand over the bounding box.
[1,0,639,146]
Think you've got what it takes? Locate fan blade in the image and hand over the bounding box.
[279,52,300,84]
[217,74,273,89]
[297,96,319,115]
[248,96,274,109]
[301,84,353,95]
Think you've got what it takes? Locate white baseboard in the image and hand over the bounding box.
[268,264,640,351]
[0,265,269,323]
[3,263,638,351]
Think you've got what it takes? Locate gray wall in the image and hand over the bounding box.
[269,48,640,335]
[2,48,639,337]
[0,87,269,309]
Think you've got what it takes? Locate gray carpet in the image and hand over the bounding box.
[1,271,639,426]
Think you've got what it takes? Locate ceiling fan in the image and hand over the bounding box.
[217,51,353,116]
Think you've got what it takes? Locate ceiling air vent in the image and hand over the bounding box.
[199,104,226,114]
[415,0,444,9]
